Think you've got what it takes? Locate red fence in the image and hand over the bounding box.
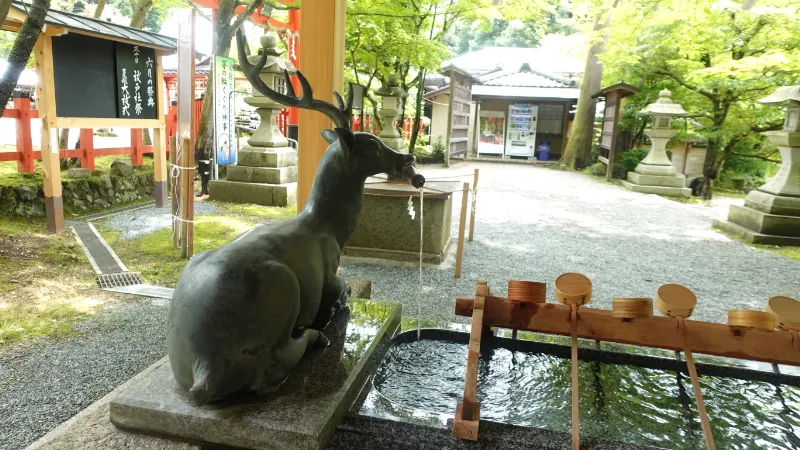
[351,115,423,139]
[0,97,158,172]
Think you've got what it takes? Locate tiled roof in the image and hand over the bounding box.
[472,64,579,99]
[10,1,176,50]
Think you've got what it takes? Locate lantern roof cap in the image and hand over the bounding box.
[640,89,688,117]
[245,32,296,74]
[758,83,800,106]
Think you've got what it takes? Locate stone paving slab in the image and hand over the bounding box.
[109,300,400,450]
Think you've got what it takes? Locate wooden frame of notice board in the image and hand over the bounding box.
[5,5,174,233]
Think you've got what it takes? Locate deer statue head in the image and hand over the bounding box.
[236,28,422,185]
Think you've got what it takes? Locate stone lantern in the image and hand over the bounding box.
[244,33,297,148]
[713,83,800,245]
[208,33,298,207]
[375,74,407,154]
[621,89,691,197]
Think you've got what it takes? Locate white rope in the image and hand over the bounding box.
[171,215,195,223]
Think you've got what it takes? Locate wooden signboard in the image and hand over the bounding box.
[51,33,158,120]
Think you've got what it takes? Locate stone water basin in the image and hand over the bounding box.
[359,328,800,450]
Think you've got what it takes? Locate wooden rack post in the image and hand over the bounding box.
[169,136,178,249]
[180,136,194,258]
[469,168,479,242]
[452,281,488,440]
[454,182,469,278]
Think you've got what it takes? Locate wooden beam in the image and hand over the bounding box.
[34,33,64,234]
[468,169,478,241]
[296,0,345,211]
[455,296,800,367]
[606,92,621,181]
[153,53,168,207]
[454,182,469,279]
[55,117,162,129]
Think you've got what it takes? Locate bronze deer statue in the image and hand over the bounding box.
[166,28,424,406]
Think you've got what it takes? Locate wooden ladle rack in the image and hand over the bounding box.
[451,274,800,450]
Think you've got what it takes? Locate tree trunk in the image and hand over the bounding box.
[408,69,425,152]
[0,0,49,115]
[0,0,12,27]
[93,0,107,18]
[560,3,617,169]
[129,0,153,29]
[58,128,69,150]
[142,128,152,145]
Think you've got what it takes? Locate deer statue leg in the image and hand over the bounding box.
[311,274,350,330]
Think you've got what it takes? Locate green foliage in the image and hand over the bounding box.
[443,1,575,54]
[601,0,799,186]
[411,137,445,164]
[72,1,86,13]
[613,147,648,179]
[584,162,607,177]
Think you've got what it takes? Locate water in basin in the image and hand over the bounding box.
[370,336,800,449]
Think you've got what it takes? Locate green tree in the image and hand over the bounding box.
[0,0,50,114]
[602,0,799,197]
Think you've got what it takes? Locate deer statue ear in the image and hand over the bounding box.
[321,128,355,152]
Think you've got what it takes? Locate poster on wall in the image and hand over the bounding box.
[214,55,236,165]
[115,42,158,119]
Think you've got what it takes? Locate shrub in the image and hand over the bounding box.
[584,162,607,177]
[410,138,445,164]
[613,147,649,179]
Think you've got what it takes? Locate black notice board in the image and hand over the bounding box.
[114,42,158,119]
[51,34,159,120]
[52,33,118,118]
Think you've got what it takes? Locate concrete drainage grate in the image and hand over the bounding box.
[95,272,144,289]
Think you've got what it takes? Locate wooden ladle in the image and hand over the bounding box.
[765,295,800,354]
[555,273,592,450]
[656,284,715,450]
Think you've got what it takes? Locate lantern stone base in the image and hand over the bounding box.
[209,145,298,207]
[712,189,800,245]
[621,161,690,198]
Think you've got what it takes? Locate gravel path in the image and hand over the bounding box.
[3,162,798,449]
[0,299,168,450]
[102,202,221,239]
[341,161,800,324]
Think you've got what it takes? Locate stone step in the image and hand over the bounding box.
[626,172,686,188]
[726,205,800,238]
[620,181,691,198]
[237,146,297,168]
[713,218,800,246]
[227,165,297,185]
[744,190,800,217]
[208,180,297,207]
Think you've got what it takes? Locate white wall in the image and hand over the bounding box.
[429,93,449,147]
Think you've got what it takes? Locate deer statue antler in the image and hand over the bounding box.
[236,28,354,130]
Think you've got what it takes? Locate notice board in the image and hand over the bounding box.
[51,33,158,119]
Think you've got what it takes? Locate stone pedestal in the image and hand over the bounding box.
[209,98,298,207]
[713,132,800,245]
[621,128,691,198]
[345,179,459,264]
[209,33,298,207]
[108,300,400,450]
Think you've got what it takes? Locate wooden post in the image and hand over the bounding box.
[454,181,469,278]
[14,96,34,173]
[79,128,95,170]
[34,33,64,234]
[452,281,488,440]
[153,53,168,207]
[605,91,622,181]
[180,137,194,258]
[130,128,143,165]
[444,69,455,166]
[169,136,178,249]
[468,168,479,241]
[297,0,346,211]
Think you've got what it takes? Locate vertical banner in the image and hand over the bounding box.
[214,55,236,165]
